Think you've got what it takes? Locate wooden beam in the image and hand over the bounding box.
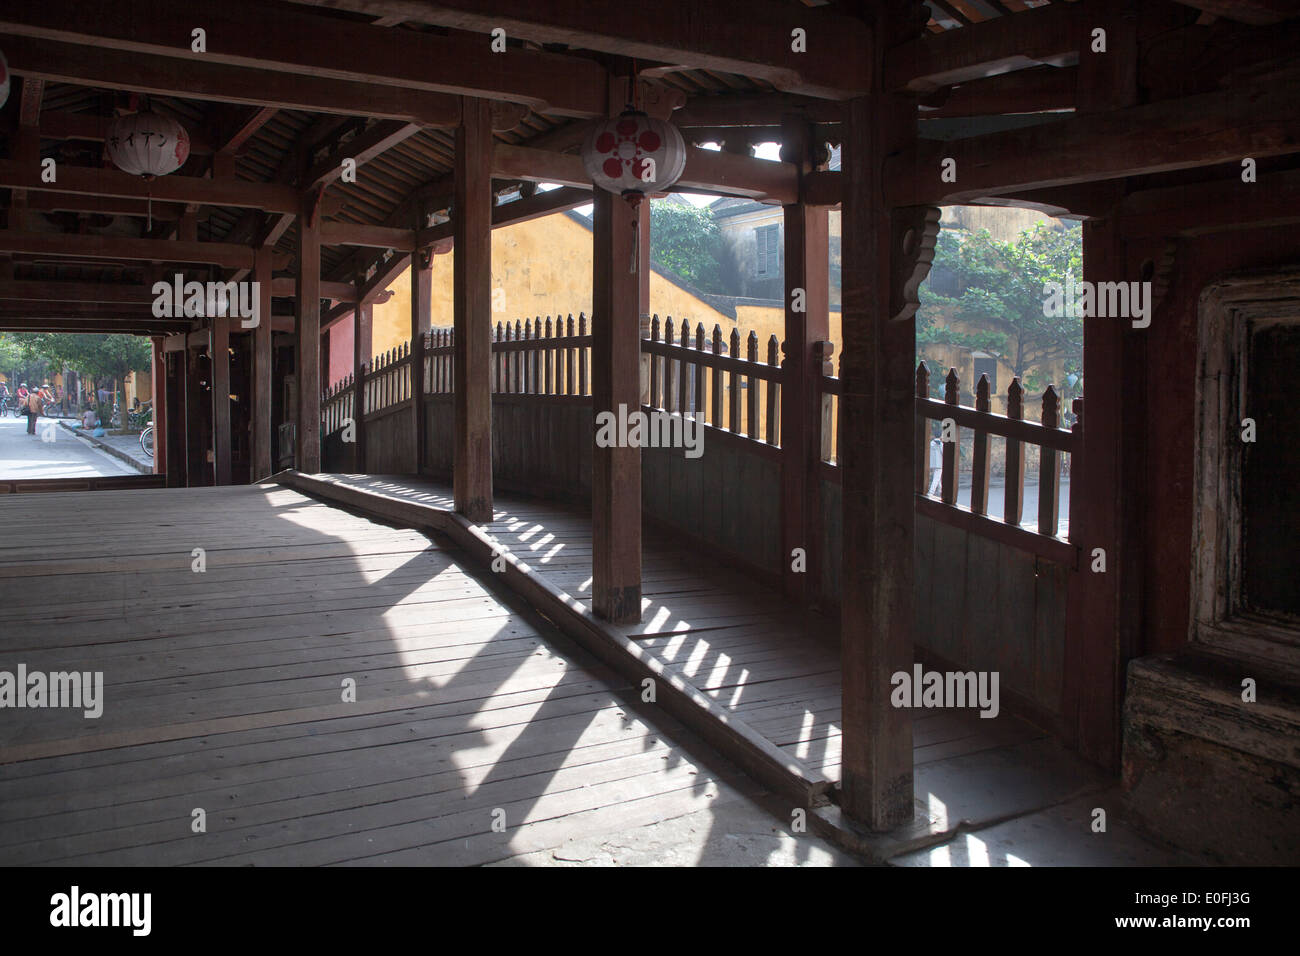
[280,0,872,99]
[453,98,494,522]
[4,36,464,127]
[492,143,799,203]
[21,192,185,220]
[39,111,215,153]
[296,194,322,474]
[889,80,1300,205]
[303,121,424,192]
[0,159,299,214]
[1117,169,1300,237]
[0,231,254,269]
[252,245,274,482]
[320,221,417,252]
[0,0,607,117]
[886,1,1083,92]
[675,92,844,127]
[918,65,1076,117]
[270,277,357,302]
[216,106,278,157]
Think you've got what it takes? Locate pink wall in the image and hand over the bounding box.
[328,315,355,388]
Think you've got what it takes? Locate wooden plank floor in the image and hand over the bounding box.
[308,475,1045,789]
[0,484,855,866]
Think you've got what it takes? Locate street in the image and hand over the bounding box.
[0,413,136,480]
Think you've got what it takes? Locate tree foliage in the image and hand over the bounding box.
[917,220,1083,397]
[649,199,730,291]
[7,332,151,389]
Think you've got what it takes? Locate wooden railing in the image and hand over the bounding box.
[642,316,783,445]
[818,351,1080,558]
[414,313,784,447]
[322,373,354,436]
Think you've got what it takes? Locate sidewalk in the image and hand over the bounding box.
[58,420,153,474]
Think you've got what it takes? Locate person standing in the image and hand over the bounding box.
[25,383,42,435]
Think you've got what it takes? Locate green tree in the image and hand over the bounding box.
[918,220,1083,401]
[9,332,151,412]
[649,199,728,290]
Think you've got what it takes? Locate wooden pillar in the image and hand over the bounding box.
[780,116,831,605]
[591,187,645,624]
[164,348,186,488]
[211,316,231,485]
[185,345,206,486]
[637,211,652,404]
[296,192,322,474]
[838,11,919,826]
[411,247,432,474]
[150,337,167,477]
[353,296,371,473]
[452,97,493,520]
[252,244,273,480]
[1064,216,1141,770]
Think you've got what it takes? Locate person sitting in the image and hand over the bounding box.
[81,407,97,430]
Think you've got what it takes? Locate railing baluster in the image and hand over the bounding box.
[746,331,759,439]
[942,368,959,505]
[1039,385,1061,536]
[915,361,929,492]
[694,323,706,422]
[664,317,676,411]
[711,325,723,428]
[766,334,779,445]
[648,315,660,409]
[565,314,575,395]
[971,373,991,515]
[678,318,690,416]
[578,313,589,397]
[1005,378,1025,527]
[728,328,741,432]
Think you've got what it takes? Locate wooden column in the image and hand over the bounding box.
[185,345,207,486]
[452,97,493,520]
[296,192,322,473]
[164,348,186,488]
[1063,216,1141,770]
[838,15,918,826]
[150,336,167,477]
[411,247,432,474]
[211,315,232,485]
[591,187,645,624]
[352,296,371,473]
[780,116,831,605]
[252,244,273,480]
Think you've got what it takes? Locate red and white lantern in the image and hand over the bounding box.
[105,111,191,180]
[582,109,686,209]
[0,50,10,112]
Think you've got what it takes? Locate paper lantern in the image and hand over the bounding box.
[0,50,9,111]
[105,111,191,180]
[582,109,686,208]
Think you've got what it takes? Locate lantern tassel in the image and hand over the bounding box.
[630,215,638,275]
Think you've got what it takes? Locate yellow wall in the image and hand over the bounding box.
[371,212,734,359]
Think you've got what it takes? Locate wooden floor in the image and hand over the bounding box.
[0,484,841,866]
[295,475,1044,795]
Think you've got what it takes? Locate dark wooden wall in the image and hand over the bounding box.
[1126,222,1300,658]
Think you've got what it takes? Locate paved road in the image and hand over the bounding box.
[927,473,1072,536]
[0,413,136,480]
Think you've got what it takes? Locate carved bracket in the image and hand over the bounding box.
[890,205,942,323]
